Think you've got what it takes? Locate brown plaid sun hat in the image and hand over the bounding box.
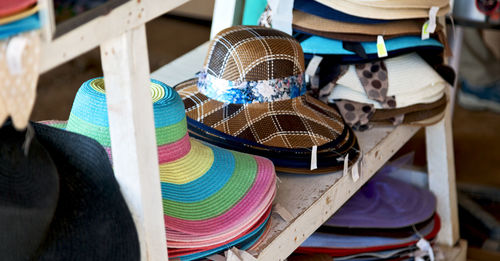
[174,25,360,174]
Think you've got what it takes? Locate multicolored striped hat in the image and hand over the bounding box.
[48,77,277,251]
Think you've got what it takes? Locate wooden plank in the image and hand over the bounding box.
[101,24,167,261]
[40,0,190,73]
[252,125,420,260]
[438,239,467,261]
[38,0,56,41]
[425,105,460,246]
[210,0,244,39]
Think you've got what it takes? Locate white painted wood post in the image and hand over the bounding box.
[425,105,460,246]
[38,0,56,41]
[100,24,168,260]
[210,0,245,38]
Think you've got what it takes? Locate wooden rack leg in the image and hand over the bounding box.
[425,107,460,246]
[210,0,244,39]
[100,24,168,261]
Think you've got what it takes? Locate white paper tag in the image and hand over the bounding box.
[268,0,294,35]
[305,55,323,77]
[421,21,430,40]
[417,238,435,261]
[351,160,360,182]
[310,145,318,170]
[342,154,349,177]
[376,35,388,58]
[6,36,28,75]
[274,203,293,222]
[226,247,243,261]
[427,7,440,33]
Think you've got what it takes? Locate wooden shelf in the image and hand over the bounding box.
[34,1,463,259]
[152,43,427,260]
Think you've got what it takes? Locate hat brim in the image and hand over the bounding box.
[0,4,38,26]
[164,156,276,247]
[324,176,436,229]
[41,120,277,243]
[31,122,140,260]
[175,79,360,173]
[186,124,361,174]
[0,0,36,17]
[296,214,441,256]
[168,206,271,258]
[293,10,425,37]
[315,0,450,20]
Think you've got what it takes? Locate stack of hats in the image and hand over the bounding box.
[291,166,440,260]
[0,0,41,130]
[262,0,454,131]
[45,78,277,260]
[0,0,39,38]
[174,25,360,174]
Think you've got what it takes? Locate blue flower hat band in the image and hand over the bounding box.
[197,70,307,104]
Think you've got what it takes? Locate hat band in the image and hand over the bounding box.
[197,71,306,104]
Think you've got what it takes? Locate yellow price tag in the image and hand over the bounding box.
[376,35,388,58]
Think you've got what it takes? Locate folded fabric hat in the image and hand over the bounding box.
[0,14,40,40]
[293,10,438,42]
[296,215,440,258]
[175,25,360,174]
[314,0,450,20]
[0,4,38,26]
[300,215,438,249]
[0,121,139,261]
[294,0,388,24]
[47,77,276,255]
[324,174,436,229]
[299,35,443,63]
[0,30,40,130]
[0,0,36,17]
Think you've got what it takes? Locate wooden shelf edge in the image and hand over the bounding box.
[438,239,467,261]
[40,0,191,73]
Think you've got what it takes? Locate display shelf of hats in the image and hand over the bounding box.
[1,0,465,260]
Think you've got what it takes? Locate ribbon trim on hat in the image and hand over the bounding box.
[197,71,306,104]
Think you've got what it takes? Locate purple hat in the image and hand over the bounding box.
[325,174,436,228]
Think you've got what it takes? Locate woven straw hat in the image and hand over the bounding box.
[47,77,276,253]
[0,0,36,17]
[294,0,387,24]
[0,121,140,261]
[175,25,360,174]
[0,4,38,25]
[293,10,430,42]
[314,0,450,20]
[300,35,443,62]
[0,13,39,40]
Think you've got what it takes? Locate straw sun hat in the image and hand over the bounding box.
[0,121,140,261]
[175,25,360,174]
[46,77,276,253]
[314,0,450,20]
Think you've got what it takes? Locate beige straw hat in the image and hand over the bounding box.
[314,0,450,19]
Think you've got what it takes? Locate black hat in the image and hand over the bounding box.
[0,121,140,261]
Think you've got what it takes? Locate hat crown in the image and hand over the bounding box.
[66,78,188,149]
[204,26,305,82]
